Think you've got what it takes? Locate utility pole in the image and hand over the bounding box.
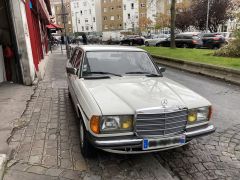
[206,0,210,32]
[170,0,176,49]
[60,0,68,49]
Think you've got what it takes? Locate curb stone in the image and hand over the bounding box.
[152,55,240,86]
[0,154,7,180]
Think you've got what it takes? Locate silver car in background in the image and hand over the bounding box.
[144,34,169,46]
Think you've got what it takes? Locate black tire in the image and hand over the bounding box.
[156,43,160,47]
[68,87,72,100]
[145,41,149,46]
[79,119,96,158]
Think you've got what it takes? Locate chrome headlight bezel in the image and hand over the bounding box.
[100,115,134,134]
[187,106,211,124]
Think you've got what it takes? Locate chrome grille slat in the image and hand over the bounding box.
[137,114,187,121]
[136,125,186,132]
[136,120,187,127]
[135,109,187,137]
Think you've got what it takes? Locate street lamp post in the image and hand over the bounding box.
[75,12,79,34]
[206,0,210,32]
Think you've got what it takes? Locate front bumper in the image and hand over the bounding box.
[87,124,216,154]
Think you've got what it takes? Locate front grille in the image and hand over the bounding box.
[135,109,188,137]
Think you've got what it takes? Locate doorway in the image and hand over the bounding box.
[0,0,22,83]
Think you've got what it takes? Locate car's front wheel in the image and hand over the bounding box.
[79,119,95,158]
[145,41,149,46]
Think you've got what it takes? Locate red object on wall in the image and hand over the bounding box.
[25,0,51,71]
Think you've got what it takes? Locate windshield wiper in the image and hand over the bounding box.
[84,76,110,80]
[88,71,122,77]
[125,71,161,77]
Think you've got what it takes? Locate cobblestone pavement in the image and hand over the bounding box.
[3,49,240,180]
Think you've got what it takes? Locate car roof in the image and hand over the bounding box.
[77,45,146,52]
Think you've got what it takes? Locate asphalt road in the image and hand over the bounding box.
[163,67,240,131]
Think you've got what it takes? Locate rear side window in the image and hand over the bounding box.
[193,36,200,40]
[73,50,83,68]
[175,35,182,39]
[70,49,80,65]
[182,35,192,39]
[203,34,213,37]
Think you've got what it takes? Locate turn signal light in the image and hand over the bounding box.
[90,116,100,134]
[208,106,213,120]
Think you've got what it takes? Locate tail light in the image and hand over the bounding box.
[192,40,198,44]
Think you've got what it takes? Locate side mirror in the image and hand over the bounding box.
[159,67,166,73]
[66,67,77,75]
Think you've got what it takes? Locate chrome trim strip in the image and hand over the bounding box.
[136,107,187,114]
[136,120,187,127]
[95,139,142,146]
[137,114,187,120]
[136,125,186,132]
[184,124,215,138]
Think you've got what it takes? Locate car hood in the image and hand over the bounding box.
[80,77,210,115]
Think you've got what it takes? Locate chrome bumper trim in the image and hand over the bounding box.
[92,124,216,149]
[184,124,216,138]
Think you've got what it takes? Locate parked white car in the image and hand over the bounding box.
[66,45,216,157]
[144,34,169,46]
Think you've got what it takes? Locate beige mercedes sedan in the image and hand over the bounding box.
[66,45,216,157]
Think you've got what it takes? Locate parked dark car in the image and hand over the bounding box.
[201,33,226,49]
[156,33,203,48]
[120,35,145,46]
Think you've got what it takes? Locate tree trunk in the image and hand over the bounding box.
[170,0,176,48]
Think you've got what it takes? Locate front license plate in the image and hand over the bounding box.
[142,135,186,150]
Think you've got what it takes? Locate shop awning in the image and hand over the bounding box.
[46,24,63,29]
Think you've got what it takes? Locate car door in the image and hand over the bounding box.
[67,48,79,98]
[175,35,182,47]
[69,49,84,109]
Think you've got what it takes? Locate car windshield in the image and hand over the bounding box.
[82,51,158,77]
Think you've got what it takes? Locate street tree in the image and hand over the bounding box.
[175,1,193,32]
[155,13,170,30]
[139,17,153,33]
[191,0,232,32]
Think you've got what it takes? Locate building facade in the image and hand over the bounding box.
[101,0,123,31]
[122,0,139,31]
[71,0,102,33]
[51,0,73,35]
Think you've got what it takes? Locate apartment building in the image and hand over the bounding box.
[51,0,73,35]
[71,0,102,33]
[70,0,172,33]
[101,0,124,31]
[122,0,139,31]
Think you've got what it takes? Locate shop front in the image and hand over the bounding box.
[0,0,23,84]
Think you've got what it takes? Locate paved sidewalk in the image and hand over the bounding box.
[0,82,34,178]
